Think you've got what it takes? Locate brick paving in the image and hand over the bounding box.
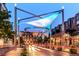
[0,46,17,56]
[6,48,23,56]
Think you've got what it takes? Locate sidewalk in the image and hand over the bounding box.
[5,47,23,56]
[0,46,23,56]
[0,47,16,56]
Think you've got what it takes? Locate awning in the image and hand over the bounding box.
[25,11,60,29]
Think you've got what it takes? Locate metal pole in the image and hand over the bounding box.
[61,8,65,35]
[49,29,51,49]
[14,7,17,45]
[0,4,1,11]
[16,7,42,18]
[61,7,65,45]
[17,20,20,47]
[19,10,62,22]
[18,20,20,36]
[49,8,64,49]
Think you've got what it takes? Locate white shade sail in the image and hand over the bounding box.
[26,12,60,29]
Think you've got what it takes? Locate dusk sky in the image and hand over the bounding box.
[6,3,79,32]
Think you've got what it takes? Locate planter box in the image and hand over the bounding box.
[70,48,77,54]
[57,47,62,51]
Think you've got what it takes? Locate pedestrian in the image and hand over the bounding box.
[20,36,25,48]
[69,37,72,46]
[65,38,67,45]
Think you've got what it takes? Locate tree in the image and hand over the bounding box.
[0,10,11,38]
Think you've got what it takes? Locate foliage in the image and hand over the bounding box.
[0,10,11,19]
[0,10,12,38]
[35,36,49,43]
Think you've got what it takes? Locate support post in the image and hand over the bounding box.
[17,20,20,47]
[61,7,65,46]
[49,29,52,49]
[61,8,65,35]
[14,7,17,46]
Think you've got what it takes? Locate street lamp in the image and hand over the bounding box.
[14,3,17,36]
[61,6,65,35]
[61,6,65,46]
[14,3,17,46]
[14,3,17,7]
[61,6,64,9]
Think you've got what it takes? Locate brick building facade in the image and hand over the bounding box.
[51,12,79,36]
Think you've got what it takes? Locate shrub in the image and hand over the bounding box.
[57,47,62,51]
[70,48,77,54]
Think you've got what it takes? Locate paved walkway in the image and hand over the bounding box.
[6,48,23,56]
[28,45,79,56]
[0,47,16,56]
[0,46,23,56]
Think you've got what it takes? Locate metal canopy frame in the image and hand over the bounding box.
[18,9,62,22]
[14,5,64,49]
[14,7,62,36]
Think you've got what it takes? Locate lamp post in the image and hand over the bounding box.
[49,6,65,49]
[14,4,21,46]
[18,18,20,36]
[61,6,65,35]
[17,18,20,47]
[61,6,65,45]
[49,28,51,49]
[14,3,17,46]
[14,3,17,36]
